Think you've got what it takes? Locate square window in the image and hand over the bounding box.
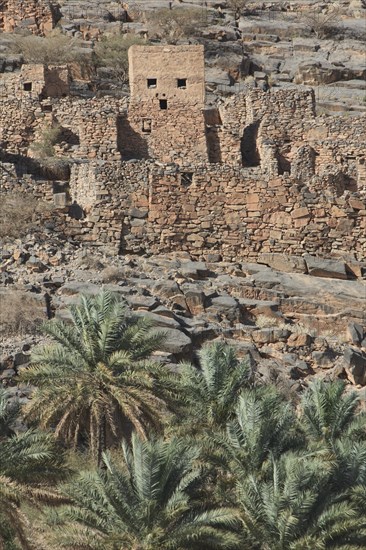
[177,78,187,88]
[159,99,168,110]
[181,172,193,186]
[41,104,53,112]
[142,118,152,133]
[147,78,157,88]
[23,82,32,91]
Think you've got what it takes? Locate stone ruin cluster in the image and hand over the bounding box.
[0,44,365,266]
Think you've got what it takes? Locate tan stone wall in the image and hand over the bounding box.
[128,45,205,106]
[60,160,366,261]
[1,0,58,36]
[0,65,69,101]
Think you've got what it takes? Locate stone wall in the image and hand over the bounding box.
[0,95,127,159]
[0,0,59,35]
[60,159,366,262]
[0,65,69,101]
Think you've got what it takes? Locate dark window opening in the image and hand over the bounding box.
[241,121,260,167]
[177,78,187,88]
[41,104,53,112]
[142,118,152,133]
[277,154,291,175]
[147,78,157,88]
[181,172,193,186]
[159,99,168,110]
[23,82,32,91]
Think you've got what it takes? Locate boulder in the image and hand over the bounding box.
[252,328,290,344]
[347,322,364,345]
[287,333,314,348]
[209,295,241,322]
[177,261,210,279]
[153,280,182,298]
[257,253,307,274]
[182,284,207,314]
[159,328,192,356]
[60,281,100,296]
[134,311,181,329]
[304,255,348,280]
[312,349,338,369]
[344,347,366,385]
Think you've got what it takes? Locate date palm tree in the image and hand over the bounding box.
[237,452,366,549]
[0,389,65,550]
[172,341,253,438]
[47,433,241,549]
[223,386,301,476]
[300,380,366,446]
[20,291,172,465]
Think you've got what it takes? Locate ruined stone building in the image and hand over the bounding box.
[0,45,365,264]
[0,0,59,35]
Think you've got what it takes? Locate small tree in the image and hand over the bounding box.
[93,33,147,84]
[10,30,86,65]
[300,2,342,39]
[20,291,171,466]
[227,0,249,22]
[145,7,208,43]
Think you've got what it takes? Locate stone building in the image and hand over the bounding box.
[118,45,208,164]
[0,45,365,262]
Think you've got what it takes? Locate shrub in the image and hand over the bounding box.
[145,7,208,43]
[0,291,46,337]
[10,30,87,65]
[93,33,147,84]
[30,124,62,159]
[0,192,51,239]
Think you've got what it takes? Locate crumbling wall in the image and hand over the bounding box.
[217,88,316,168]
[1,0,59,35]
[61,160,366,261]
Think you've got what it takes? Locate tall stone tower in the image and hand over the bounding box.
[119,45,208,164]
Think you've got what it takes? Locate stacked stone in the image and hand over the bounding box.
[1,0,58,35]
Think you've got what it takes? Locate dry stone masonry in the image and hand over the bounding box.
[0,0,59,35]
[0,44,365,264]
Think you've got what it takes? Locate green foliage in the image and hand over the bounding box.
[237,452,366,549]
[93,33,147,84]
[171,341,252,438]
[0,389,65,549]
[7,293,366,548]
[20,291,172,465]
[46,433,240,549]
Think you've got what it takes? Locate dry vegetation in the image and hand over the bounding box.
[0,192,51,239]
[0,290,46,337]
[9,29,87,65]
[145,8,208,43]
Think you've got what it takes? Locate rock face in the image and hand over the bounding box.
[344,347,366,385]
[1,254,365,412]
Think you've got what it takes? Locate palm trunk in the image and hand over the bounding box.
[97,415,107,468]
